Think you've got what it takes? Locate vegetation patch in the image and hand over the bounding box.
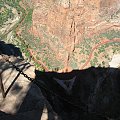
[99,29,120,39]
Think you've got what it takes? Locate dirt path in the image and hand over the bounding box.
[81,38,120,69]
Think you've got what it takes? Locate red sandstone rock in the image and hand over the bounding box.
[30,0,120,70]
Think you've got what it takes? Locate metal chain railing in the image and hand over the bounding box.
[0,54,110,119]
[1,54,87,110]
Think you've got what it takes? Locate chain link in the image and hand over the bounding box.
[1,54,34,82]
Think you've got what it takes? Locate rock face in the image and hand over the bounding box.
[30,0,120,70]
[0,56,35,113]
[0,55,59,120]
[109,54,120,68]
[0,42,60,120]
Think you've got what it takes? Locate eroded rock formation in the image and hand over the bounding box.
[30,0,120,70]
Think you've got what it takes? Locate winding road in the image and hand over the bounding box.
[5,0,120,71]
[81,38,120,69]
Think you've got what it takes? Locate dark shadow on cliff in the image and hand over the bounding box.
[0,40,23,58]
[0,66,120,120]
[34,67,120,120]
